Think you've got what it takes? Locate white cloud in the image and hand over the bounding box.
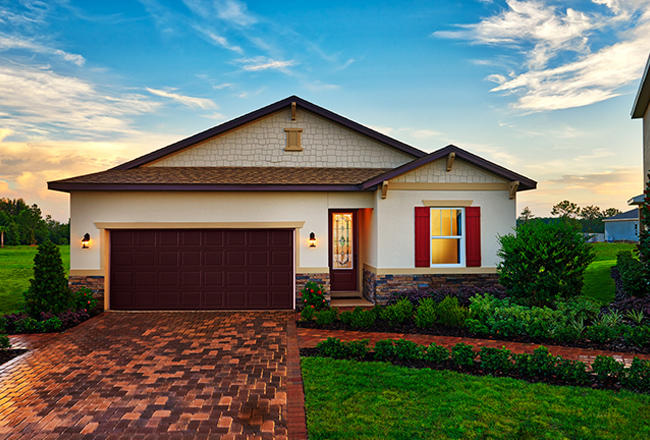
[146,88,218,109]
[182,0,257,26]
[192,25,243,53]
[234,56,297,72]
[435,0,650,111]
[0,34,85,65]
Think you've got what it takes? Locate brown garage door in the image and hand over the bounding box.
[110,229,294,310]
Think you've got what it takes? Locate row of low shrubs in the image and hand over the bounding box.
[301,293,650,350]
[617,251,649,298]
[314,337,650,392]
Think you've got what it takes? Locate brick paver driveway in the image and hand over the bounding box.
[0,311,294,440]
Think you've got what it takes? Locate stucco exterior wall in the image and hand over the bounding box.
[604,220,640,242]
[390,158,507,184]
[644,106,650,182]
[374,189,515,269]
[69,191,375,273]
[147,108,415,169]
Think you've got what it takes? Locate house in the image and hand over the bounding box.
[604,208,640,242]
[48,96,536,311]
[632,53,650,186]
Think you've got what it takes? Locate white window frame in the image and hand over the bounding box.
[430,207,466,268]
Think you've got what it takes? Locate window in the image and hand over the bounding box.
[415,206,481,268]
[430,208,464,266]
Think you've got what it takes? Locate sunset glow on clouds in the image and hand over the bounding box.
[0,0,648,220]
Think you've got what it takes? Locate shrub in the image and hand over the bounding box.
[617,251,647,297]
[451,343,475,367]
[300,306,316,322]
[414,298,437,328]
[468,293,500,322]
[15,316,42,334]
[621,357,650,392]
[585,324,620,344]
[57,309,90,328]
[42,317,63,333]
[592,356,625,381]
[72,287,98,314]
[435,296,469,328]
[24,240,72,317]
[465,319,490,336]
[346,340,370,359]
[381,298,413,325]
[0,334,10,349]
[512,353,535,377]
[424,343,450,363]
[497,220,595,306]
[349,308,376,329]
[555,358,590,385]
[554,326,582,343]
[315,308,339,325]
[300,281,328,310]
[530,346,556,378]
[0,316,6,334]
[373,339,396,361]
[394,339,425,361]
[623,325,650,348]
[316,337,368,359]
[479,347,512,374]
[386,285,507,308]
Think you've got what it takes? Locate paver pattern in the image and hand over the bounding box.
[297,327,650,367]
[1,311,296,440]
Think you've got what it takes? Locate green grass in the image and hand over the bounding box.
[302,356,650,440]
[582,242,636,304]
[0,245,70,315]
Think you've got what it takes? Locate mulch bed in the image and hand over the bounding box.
[0,349,28,367]
[296,319,650,355]
[299,347,628,393]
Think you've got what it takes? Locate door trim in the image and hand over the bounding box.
[328,209,359,292]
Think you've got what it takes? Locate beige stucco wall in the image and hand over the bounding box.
[147,108,415,168]
[374,189,515,269]
[69,191,375,273]
[390,158,507,184]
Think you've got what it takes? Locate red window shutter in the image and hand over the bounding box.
[415,207,430,267]
[465,206,481,267]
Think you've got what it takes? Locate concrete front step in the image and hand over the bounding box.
[330,298,375,308]
[330,290,362,298]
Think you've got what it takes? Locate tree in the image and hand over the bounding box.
[638,174,650,276]
[518,206,535,222]
[497,220,595,307]
[24,241,72,317]
[602,208,623,218]
[551,200,580,219]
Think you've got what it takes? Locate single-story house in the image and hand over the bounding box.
[48,96,536,311]
[604,208,640,242]
[632,52,650,185]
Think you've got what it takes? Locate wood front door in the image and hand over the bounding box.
[329,210,358,291]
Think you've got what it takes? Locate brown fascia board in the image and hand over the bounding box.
[361,144,537,191]
[47,182,367,193]
[632,54,650,118]
[113,96,427,170]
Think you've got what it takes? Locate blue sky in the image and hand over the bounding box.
[1,0,649,221]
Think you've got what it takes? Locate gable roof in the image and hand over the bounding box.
[632,53,650,118]
[604,208,639,222]
[361,145,537,191]
[48,167,391,192]
[113,95,427,170]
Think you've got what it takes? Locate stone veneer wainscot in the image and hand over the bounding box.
[69,275,105,310]
[295,273,330,308]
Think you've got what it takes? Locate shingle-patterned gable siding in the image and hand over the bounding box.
[389,158,507,184]
[147,108,414,169]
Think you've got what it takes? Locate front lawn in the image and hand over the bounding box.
[582,242,636,304]
[0,245,70,315]
[302,356,650,440]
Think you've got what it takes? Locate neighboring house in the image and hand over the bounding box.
[632,53,650,186]
[604,208,640,242]
[48,96,536,311]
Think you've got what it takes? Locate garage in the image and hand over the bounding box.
[109,229,294,310]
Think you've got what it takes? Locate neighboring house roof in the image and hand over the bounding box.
[48,167,393,192]
[628,194,644,205]
[113,95,427,170]
[603,208,639,222]
[632,54,650,118]
[361,145,537,191]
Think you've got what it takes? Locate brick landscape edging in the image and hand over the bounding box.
[285,318,309,439]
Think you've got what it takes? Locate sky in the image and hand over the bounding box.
[1,0,650,222]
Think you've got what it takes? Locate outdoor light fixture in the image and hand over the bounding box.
[309,232,316,248]
[81,233,90,249]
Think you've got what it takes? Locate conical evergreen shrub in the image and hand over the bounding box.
[24,240,71,317]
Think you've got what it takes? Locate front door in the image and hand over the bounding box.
[329,210,358,291]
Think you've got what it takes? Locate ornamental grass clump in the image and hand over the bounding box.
[300,281,328,310]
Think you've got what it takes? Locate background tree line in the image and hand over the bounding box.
[518,200,622,233]
[0,198,70,246]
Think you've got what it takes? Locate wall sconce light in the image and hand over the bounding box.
[309,232,316,248]
[81,233,90,249]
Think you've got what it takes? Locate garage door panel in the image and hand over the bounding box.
[111,229,293,310]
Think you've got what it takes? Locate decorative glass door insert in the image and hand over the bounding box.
[332,212,353,269]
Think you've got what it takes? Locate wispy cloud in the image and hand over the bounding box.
[234,56,297,72]
[435,0,650,111]
[192,25,243,53]
[182,0,257,26]
[0,33,85,65]
[146,88,218,109]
